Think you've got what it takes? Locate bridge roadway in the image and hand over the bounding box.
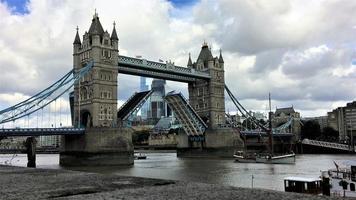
[302,138,356,153]
[118,55,211,82]
[0,127,85,137]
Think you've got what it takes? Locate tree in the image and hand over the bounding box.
[322,126,339,142]
[301,120,321,140]
[242,118,257,130]
[132,130,150,145]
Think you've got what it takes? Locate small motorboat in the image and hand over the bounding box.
[134,153,147,160]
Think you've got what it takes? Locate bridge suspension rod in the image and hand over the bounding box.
[0,61,94,125]
[224,84,268,131]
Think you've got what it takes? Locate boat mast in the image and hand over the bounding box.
[268,93,273,155]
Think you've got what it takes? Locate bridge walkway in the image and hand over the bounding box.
[0,127,85,137]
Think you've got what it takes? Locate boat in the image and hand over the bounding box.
[284,176,322,195]
[233,151,256,163]
[255,153,296,164]
[321,160,356,197]
[234,151,295,164]
[134,153,147,160]
[234,93,296,164]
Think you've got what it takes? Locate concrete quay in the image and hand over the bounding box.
[0,165,342,200]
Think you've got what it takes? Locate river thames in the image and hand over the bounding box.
[0,152,354,191]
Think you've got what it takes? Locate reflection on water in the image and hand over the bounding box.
[0,152,355,191]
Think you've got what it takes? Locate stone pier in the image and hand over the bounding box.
[176,128,244,158]
[60,127,133,166]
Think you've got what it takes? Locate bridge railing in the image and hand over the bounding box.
[302,139,356,152]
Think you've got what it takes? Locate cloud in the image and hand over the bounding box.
[0,0,355,125]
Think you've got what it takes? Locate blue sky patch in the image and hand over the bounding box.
[1,0,29,14]
[168,0,198,8]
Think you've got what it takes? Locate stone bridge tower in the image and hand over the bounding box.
[176,43,243,157]
[60,13,133,166]
[188,43,225,129]
[73,12,119,128]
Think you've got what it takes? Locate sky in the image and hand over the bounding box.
[0,0,356,125]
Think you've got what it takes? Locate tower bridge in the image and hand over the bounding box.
[0,13,243,166]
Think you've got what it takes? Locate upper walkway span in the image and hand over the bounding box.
[118,55,211,82]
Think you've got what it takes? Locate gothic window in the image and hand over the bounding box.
[104,108,108,119]
[99,106,104,120]
[83,88,88,100]
[104,39,109,45]
[198,88,203,97]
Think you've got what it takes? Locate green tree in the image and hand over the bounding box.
[132,130,150,145]
[242,118,257,130]
[322,126,339,142]
[301,120,321,140]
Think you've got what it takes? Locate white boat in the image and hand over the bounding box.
[321,160,356,197]
[233,151,257,163]
[255,153,296,164]
[234,151,296,164]
[134,153,147,160]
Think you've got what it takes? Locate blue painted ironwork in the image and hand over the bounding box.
[225,84,268,132]
[0,61,94,124]
[118,55,211,82]
[164,91,207,136]
[0,127,85,136]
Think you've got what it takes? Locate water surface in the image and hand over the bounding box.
[1,153,354,191]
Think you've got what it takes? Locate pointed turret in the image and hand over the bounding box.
[197,41,213,62]
[218,49,224,63]
[73,26,81,45]
[111,21,118,40]
[88,11,105,36]
[187,53,193,67]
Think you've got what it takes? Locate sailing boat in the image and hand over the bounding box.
[234,93,295,164]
